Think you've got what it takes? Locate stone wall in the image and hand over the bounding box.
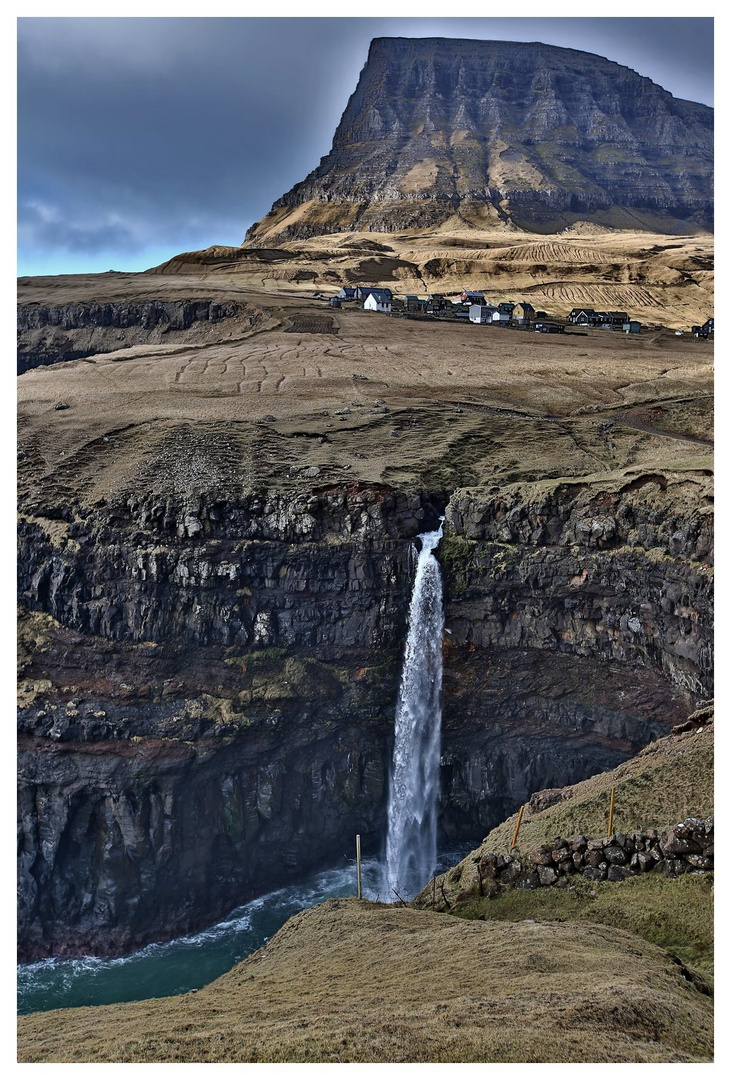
[434,817,714,908]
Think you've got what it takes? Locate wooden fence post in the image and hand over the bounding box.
[608,787,615,838]
[356,834,362,900]
[511,804,525,849]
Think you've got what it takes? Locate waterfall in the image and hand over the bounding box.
[384,520,445,900]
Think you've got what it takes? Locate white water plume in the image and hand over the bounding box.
[384,520,445,900]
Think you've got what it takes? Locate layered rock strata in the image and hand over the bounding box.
[17,474,711,958]
[246,37,713,244]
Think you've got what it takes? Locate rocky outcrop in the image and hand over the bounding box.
[17,476,711,958]
[17,299,262,374]
[246,37,713,244]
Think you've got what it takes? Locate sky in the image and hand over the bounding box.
[17,13,714,277]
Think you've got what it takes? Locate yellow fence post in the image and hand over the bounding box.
[356,834,362,900]
[511,805,525,850]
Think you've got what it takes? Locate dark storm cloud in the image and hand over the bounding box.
[17,16,714,275]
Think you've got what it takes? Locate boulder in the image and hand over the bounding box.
[529,846,554,866]
[516,872,541,890]
[607,866,636,882]
[603,846,627,865]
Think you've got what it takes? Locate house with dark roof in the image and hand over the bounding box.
[514,302,535,323]
[567,308,597,325]
[692,318,713,338]
[363,289,392,313]
[337,287,358,300]
[355,286,393,302]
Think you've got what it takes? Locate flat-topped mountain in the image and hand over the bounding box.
[246,37,713,243]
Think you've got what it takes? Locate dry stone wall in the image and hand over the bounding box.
[436,817,714,907]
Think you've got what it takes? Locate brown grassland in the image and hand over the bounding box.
[18,249,712,508]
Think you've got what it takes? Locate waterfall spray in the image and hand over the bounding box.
[384,520,445,900]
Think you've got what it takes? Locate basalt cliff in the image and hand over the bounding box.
[246,37,713,244]
[17,275,713,960]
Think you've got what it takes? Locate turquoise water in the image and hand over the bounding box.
[18,847,472,1016]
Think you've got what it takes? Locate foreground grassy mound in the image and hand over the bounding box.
[17,899,712,1063]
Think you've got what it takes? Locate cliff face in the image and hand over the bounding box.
[246,37,713,243]
[17,478,710,959]
[17,299,264,374]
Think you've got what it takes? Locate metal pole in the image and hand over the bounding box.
[608,787,615,838]
[356,834,362,899]
[511,804,525,850]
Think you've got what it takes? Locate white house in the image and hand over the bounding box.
[469,305,495,323]
[363,290,392,313]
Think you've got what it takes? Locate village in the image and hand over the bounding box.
[329,286,714,338]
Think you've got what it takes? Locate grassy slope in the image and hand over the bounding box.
[482,721,713,852]
[17,900,712,1063]
[418,722,714,973]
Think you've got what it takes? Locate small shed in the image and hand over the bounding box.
[535,322,565,334]
[623,321,641,334]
